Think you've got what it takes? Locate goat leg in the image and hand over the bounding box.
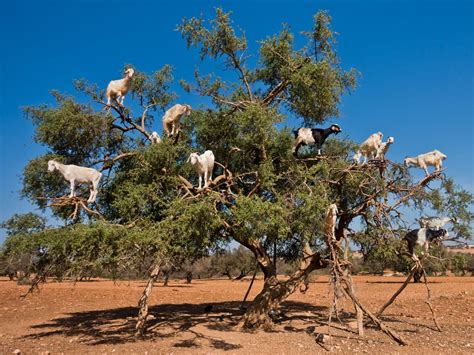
[69,180,75,198]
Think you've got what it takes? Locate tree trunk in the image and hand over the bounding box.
[413,269,423,283]
[136,264,161,336]
[163,271,170,286]
[238,245,326,329]
[234,270,249,280]
[185,271,193,284]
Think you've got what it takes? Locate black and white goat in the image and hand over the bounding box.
[403,228,448,261]
[292,124,342,157]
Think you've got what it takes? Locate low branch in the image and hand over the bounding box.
[421,269,442,332]
[376,266,417,317]
[45,196,104,221]
[343,283,408,346]
[240,263,258,310]
[94,152,137,172]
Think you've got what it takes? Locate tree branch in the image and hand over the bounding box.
[228,50,254,101]
[141,104,159,131]
[96,152,137,172]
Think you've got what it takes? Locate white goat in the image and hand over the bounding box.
[352,151,362,164]
[162,104,192,137]
[404,150,447,176]
[106,68,135,107]
[419,216,456,230]
[47,160,102,203]
[355,132,383,164]
[149,131,161,144]
[375,136,395,160]
[188,150,215,189]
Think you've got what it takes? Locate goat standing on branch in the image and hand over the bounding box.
[47,160,102,203]
[376,136,395,160]
[188,150,215,189]
[418,216,456,230]
[404,150,447,176]
[106,68,135,107]
[403,228,448,261]
[292,124,342,157]
[354,132,383,164]
[162,104,192,138]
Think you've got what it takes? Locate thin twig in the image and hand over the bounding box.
[421,269,442,332]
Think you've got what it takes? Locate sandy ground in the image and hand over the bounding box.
[0,275,473,354]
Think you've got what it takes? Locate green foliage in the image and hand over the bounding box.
[427,178,474,239]
[130,64,176,110]
[178,8,248,67]
[231,195,290,243]
[24,91,119,163]
[450,253,470,275]
[1,213,46,236]
[256,25,295,87]
[179,8,357,124]
[351,230,410,274]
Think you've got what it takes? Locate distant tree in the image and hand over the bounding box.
[450,253,470,276]
[0,213,46,279]
[1,213,46,236]
[232,246,256,280]
[209,246,255,279]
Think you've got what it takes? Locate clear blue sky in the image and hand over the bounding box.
[0,0,472,243]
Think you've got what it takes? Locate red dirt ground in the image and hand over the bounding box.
[1,276,473,354]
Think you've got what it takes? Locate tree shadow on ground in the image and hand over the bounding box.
[363,280,440,284]
[23,300,328,349]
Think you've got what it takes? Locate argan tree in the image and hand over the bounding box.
[2,8,472,341]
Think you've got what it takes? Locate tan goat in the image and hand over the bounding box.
[404,150,447,176]
[106,68,135,107]
[162,104,192,138]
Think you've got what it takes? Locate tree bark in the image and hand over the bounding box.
[136,264,161,336]
[163,271,170,286]
[238,244,326,329]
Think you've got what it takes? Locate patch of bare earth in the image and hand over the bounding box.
[0,276,473,354]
